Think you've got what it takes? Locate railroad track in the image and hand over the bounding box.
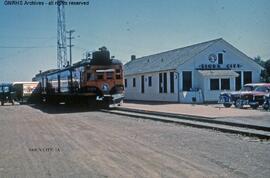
[102,108,270,140]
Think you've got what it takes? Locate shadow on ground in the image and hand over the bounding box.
[124,100,179,105]
[29,103,102,114]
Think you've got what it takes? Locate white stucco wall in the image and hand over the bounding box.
[124,39,263,103]
[124,70,179,102]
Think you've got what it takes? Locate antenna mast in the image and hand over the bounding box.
[57,0,67,68]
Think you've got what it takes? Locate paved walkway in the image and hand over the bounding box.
[121,101,270,128]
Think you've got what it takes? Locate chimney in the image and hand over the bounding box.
[131,55,136,61]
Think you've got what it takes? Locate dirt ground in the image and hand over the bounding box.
[0,104,269,178]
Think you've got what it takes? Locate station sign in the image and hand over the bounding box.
[198,64,242,70]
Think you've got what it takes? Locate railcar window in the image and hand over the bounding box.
[87,73,95,81]
[4,86,10,93]
[87,73,91,81]
[97,73,104,80]
[106,72,114,79]
[116,74,121,79]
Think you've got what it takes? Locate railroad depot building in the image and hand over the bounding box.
[124,38,263,103]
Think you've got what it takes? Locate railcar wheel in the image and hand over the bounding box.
[223,103,232,108]
[250,104,259,109]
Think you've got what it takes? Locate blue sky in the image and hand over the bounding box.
[0,0,270,82]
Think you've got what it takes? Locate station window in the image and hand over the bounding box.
[244,71,252,84]
[218,53,223,64]
[221,78,230,90]
[141,75,145,93]
[163,73,167,93]
[133,78,136,87]
[124,79,127,88]
[183,71,192,91]
[159,73,163,93]
[170,72,174,93]
[235,71,241,91]
[210,79,220,90]
[148,76,152,87]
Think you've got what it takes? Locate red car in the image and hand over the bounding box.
[219,83,270,109]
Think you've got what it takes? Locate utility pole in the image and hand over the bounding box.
[66,30,75,66]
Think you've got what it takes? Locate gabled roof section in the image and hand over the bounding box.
[124,38,222,75]
[220,40,264,71]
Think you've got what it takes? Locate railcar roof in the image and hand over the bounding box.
[37,59,122,77]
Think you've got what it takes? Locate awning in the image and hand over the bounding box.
[198,70,239,77]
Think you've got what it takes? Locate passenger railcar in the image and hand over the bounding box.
[32,47,124,107]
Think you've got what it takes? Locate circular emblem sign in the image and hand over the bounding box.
[208,54,217,63]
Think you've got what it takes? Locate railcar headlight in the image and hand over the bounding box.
[101,83,109,92]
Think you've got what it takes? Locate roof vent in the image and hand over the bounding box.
[131,55,136,61]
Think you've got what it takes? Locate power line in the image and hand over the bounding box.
[0,45,55,49]
[0,36,56,40]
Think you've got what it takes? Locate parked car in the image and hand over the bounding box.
[262,93,270,110]
[219,83,270,109]
[0,83,16,106]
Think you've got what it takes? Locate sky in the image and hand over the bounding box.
[0,0,270,82]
